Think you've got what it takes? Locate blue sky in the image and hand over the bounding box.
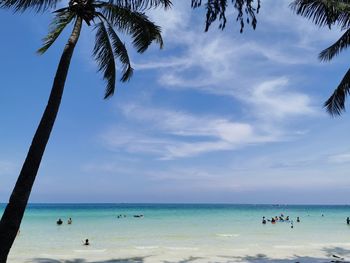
[1,0,350,204]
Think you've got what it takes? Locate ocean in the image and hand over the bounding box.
[2,203,350,262]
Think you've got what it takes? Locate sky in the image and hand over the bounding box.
[1,0,350,204]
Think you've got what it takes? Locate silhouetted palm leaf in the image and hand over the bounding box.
[37,10,75,54]
[191,0,261,32]
[325,68,350,116]
[101,3,163,52]
[106,24,134,82]
[291,0,350,115]
[0,0,60,12]
[1,0,171,12]
[109,0,172,10]
[93,22,116,99]
[319,28,350,61]
[290,0,350,29]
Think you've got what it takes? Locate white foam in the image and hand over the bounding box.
[74,249,107,253]
[135,246,159,250]
[273,245,305,249]
[165,246,199,251]
[216,233,240,237]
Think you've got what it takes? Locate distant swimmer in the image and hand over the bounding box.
[133,214,144,218]
[271,217,276,223]
[291,220,294,229]
[285,216,289,221]
[83,239,90,246]
[262,216,266,224]
[56,218,63,225]
[347,217,350,225]
[68,218,72,225]
[297,217,300,223]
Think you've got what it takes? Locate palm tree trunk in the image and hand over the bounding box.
[0,16,82,263]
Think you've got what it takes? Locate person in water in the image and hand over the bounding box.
[271,217,276,223]
[83,239,90,246]
[347,217,350,225]
[297,217,300,223]
[262,216,266,224]
[56,218,63,225]
[68,218,72,224]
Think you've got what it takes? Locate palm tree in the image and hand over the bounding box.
[291,0,350,116]
[0,0,170,261]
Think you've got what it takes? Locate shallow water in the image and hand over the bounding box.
[2,203,350,262]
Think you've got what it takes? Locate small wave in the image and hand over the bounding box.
[216,233,240,237]
[165,246,199,251]
[74,249,107,253]
[273,245,305,249]
[135,246,159,250]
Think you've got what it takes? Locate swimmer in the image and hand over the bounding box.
[133,214,144,218]
[56,218,63,225]
[347,217,350,225]
[262,216,266,224]
[297,217,300,223]
[67,218,72,224]
[271,217,276,223]
[83,239,90,246]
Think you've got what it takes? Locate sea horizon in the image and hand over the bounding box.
[2,202,350,206]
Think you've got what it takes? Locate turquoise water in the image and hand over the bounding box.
[2,204,350,262]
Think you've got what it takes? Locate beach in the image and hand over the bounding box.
[3,204,350,263]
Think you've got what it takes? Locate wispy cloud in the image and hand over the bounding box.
[100,102,313,159]
[328,153,350,164]
[0,161,15,175]
[243,77,317,120]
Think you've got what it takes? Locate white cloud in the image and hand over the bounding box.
[0,161,15,175]
[328,153,350,164]
[101,104,288,159]
[244,77,317,120]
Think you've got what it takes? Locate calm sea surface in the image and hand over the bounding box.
[2,204,350,262]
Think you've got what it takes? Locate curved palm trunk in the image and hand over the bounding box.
[0,17,82,263]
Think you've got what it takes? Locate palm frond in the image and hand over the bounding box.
[319,28,350,61]
[191,0,261,32]
[324,68,350,116]
[102,0,172,11]
[101,4,163,53]
[106,24,134,82]
[93,22,116,99]
[37,10,75,54]
[0,0,60,12]
[290,0,350,29]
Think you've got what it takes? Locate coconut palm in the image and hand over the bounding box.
[291,0,350,116]
[0,0,170,261]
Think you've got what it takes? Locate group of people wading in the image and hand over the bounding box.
[262,214,300,228]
